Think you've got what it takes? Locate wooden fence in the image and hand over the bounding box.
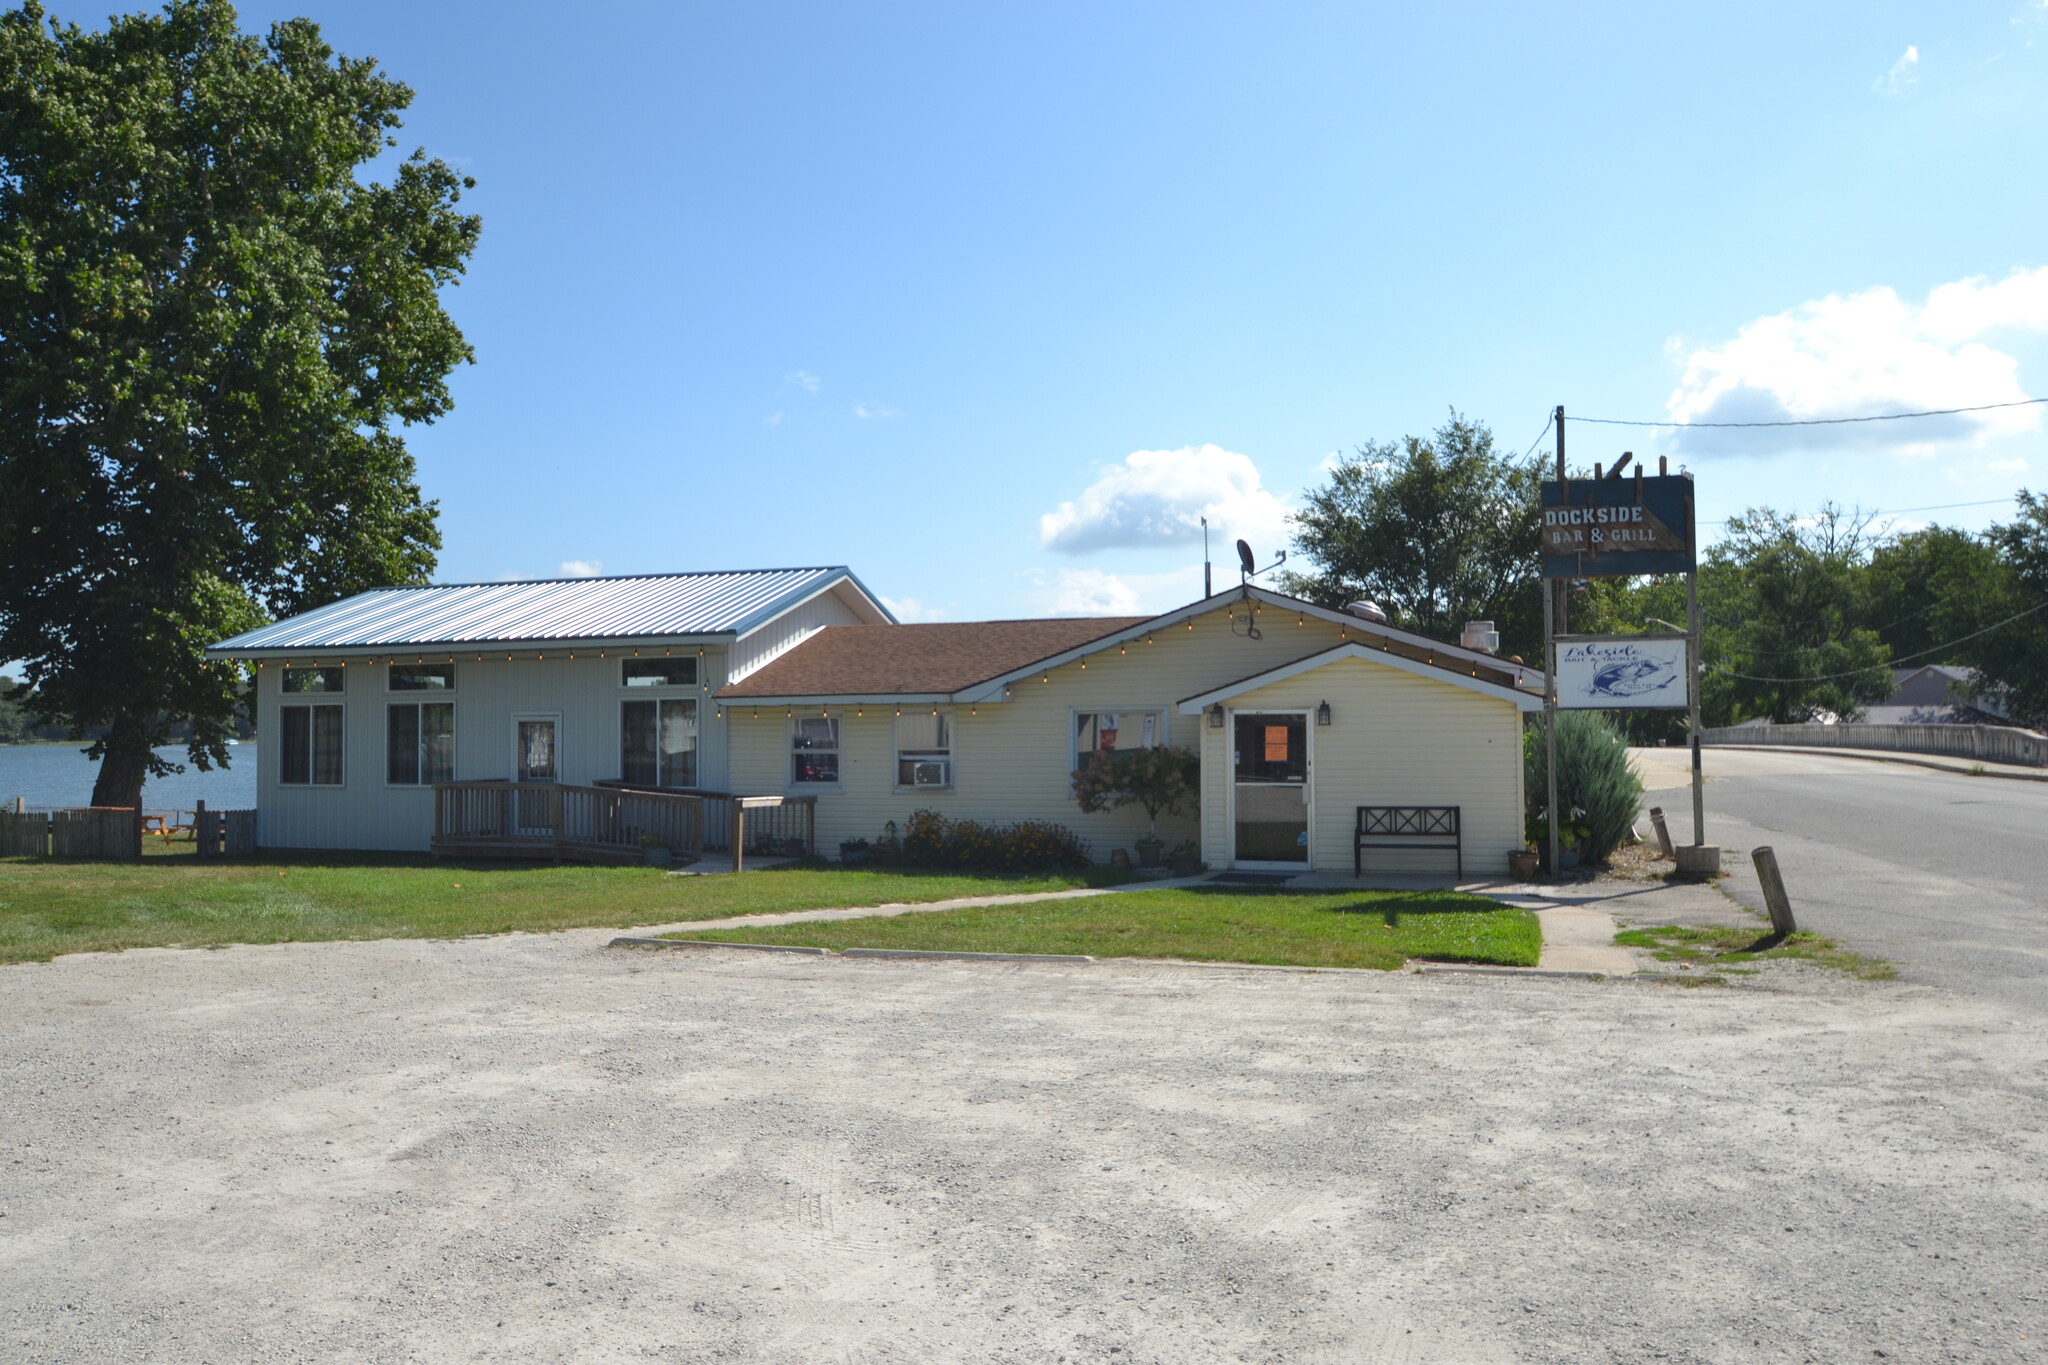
[1,803,257,859]
[0,807,141,860]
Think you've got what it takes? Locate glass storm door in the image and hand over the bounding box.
[514,717,559,835]
[1233,713,1309,866]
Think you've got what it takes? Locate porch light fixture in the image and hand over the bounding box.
[1207,703,1225,728]
[1316,700,1332,727]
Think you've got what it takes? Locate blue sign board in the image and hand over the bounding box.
[1540,474,1696,578]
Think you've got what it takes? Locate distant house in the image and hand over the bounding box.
[1863,664,2005,726]
[207,569,1544,874]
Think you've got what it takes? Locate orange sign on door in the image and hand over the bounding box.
[1263,725,1289,762]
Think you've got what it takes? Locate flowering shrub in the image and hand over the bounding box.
[874,808,1092,872]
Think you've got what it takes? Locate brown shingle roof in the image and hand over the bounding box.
[717,618,1149,699]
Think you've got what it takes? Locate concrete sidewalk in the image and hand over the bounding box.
[622,866,1754,978]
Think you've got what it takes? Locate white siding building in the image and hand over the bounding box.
[210,571,1543,874]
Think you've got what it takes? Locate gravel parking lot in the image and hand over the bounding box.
[4,931,2045,1363]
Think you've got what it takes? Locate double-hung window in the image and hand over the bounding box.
[896,712,952,788]
[621,698,697,788]
[791,718,840,785]
[279,667,345,786]
[1073,709,1163,772]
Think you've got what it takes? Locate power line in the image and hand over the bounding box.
[1571,396,2048,429]
[1700,496,2017,526]
[1710,598,2048,683]
[1515,414,1554,463]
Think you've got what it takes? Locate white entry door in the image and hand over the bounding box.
[1232,711,1311,869]
[512,714,560,835]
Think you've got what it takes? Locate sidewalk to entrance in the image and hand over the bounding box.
[619,866,1754,977]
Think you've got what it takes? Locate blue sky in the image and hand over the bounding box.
[233,0,2048,620]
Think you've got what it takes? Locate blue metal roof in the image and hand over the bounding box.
[208,567,885,654]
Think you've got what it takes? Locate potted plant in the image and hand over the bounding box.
[1507,847,1540,879]
[639,834,672,869]
[839,836,871,867]
[1168,840,1201,877]
[1072,747,1200,862]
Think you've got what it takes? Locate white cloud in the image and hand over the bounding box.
[1876,45,1919,94]
[787,370,820,395]
[1665,267,2048,456]
[764,411,785,427]
[881,595,949,623]
[559,560,603,578]
[853,403,900,419]
[1038,444,1295,556]
[1042,567,1208,616]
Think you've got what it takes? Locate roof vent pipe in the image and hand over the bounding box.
[1461,620,1500,654]
[1347,600,1388,624]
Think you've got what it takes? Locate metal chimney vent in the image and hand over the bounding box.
[1461,620,1500,654]
[1346,600,1388,623]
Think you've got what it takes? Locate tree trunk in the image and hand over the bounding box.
[90,711,155,810]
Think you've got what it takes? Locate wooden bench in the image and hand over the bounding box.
[1354,805,1462,879]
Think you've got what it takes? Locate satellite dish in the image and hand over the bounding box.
[1236,540,1255,575]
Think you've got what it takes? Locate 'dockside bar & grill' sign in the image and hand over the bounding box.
[1540,474,1696,578]
[1555,636,1690,710]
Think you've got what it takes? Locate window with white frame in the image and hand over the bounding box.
[621,698,697,788]
[280,666,344,695]
[387,702,454,785]
[791,717,839,785]
[622,658,697,687]
[388,662,455,691]
[896,711,952,788]
[280,702,344,785]
[1073,709,1164,771]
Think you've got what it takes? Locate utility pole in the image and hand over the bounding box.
[1686,567,1705,847]
[1545,405,1564,879]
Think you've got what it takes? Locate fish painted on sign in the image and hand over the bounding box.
[1591,658,1682,699]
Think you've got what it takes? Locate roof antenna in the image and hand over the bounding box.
[1232,540,1287,642]
[1202,516,1212,599]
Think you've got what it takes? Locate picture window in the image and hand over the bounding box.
[1073,709,1162,771]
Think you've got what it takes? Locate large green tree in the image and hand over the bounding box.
[1281,412,1545,659]
[0,0,476,806]
[1973,490,2048,727]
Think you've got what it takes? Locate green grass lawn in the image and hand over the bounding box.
[0,849,1128,965]
[672,886,1541,970]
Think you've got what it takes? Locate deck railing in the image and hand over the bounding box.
[432,781,816,867]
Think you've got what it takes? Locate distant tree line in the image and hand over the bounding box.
[1281,413,2048,734]
[0,676,254,746]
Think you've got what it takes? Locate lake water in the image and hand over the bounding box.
[0,743,259,812]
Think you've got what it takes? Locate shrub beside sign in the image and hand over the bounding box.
[1540,475,1696,578]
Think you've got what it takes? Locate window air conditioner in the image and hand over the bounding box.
[908,759,951,787]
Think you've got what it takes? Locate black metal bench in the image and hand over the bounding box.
[1354,806,1462,878]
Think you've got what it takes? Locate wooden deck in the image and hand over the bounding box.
[430,781,815,869]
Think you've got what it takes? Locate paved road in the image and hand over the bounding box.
[1636,746,2048,1014]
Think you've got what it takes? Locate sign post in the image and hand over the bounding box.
[1540,431,1703,874]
